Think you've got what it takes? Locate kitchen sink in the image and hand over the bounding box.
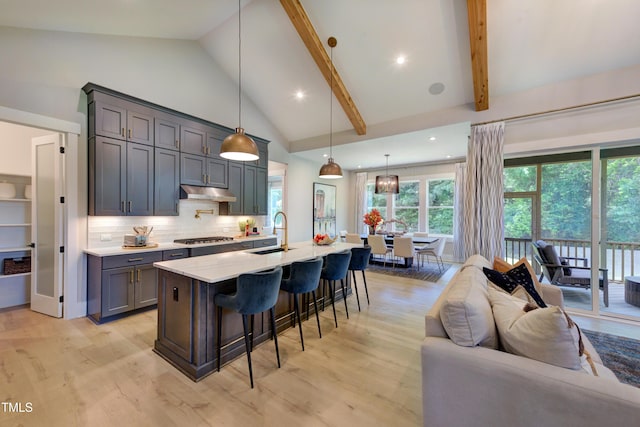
[252,247,294,255]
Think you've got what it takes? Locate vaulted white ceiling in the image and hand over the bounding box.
[1,0,639,170]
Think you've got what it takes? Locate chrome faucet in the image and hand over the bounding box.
[272,211,288,252]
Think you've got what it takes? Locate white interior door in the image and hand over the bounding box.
[30,134,64,317]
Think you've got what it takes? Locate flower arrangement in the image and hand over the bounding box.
[313,233,336,245]
[363,209,384,231]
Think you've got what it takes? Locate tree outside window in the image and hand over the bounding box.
[427,179,454,234]
[366,183,387,219]
[395,180,419,232]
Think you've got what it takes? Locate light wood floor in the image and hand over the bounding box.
[1,265,637,427]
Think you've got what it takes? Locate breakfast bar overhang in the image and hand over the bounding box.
[152,241,358,381]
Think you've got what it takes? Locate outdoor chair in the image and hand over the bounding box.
[531,240,609,307]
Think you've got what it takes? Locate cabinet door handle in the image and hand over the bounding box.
[121,128,125,137]
[128,129,131,139]
[173,287,179,302]
[175,140,179,149]
[128,257,144,262]
[128,201,132,212]
[129,270,134,284]
[169,253,183,257]
[202,174,206,184]
[137,269,141,282]
[121,201,125,213]
[207,174,211,184]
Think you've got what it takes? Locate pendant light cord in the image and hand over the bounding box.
[238,0,242,128]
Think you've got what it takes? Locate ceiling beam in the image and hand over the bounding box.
[467,0,489,111]
[280,0,367,135]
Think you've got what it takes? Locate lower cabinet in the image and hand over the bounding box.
[87,251,162,323]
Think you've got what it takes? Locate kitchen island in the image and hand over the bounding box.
[152,240,359,381]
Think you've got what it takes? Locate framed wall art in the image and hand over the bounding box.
[313,182,336,237]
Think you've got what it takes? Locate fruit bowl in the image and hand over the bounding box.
[313,234,336,246]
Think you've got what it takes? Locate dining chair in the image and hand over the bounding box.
[345,233,363,244]
[416,237,446,271]
[215,266,283,389]
[368,234,392,267]
[393,236,415,269]
[279,257,324,351]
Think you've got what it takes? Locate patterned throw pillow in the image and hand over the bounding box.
[483,263,547,308]
[492,256,545,296]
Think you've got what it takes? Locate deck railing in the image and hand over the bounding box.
[504,237,640,282]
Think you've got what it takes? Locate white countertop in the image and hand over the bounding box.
[84,235,277,257]
[153,240,360,283]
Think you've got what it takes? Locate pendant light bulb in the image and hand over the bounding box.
[319,36,343,179]
[221,0,259,162]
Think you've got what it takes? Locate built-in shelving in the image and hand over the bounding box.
[0,174,32,309]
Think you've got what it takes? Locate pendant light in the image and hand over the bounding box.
[319,36,343,179]
[375,154,399,194]
[220,0,259,161]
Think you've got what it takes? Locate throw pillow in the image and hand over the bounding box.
[493,256,545,297]
[483,263,547,308]
[439,266,498,349]
[487,287,583,370]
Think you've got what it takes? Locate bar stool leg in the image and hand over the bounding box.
[362,270,370,305]
[330,280,338,327]
[293,294,304,351]
[351,270,361,311]
[340,278,349,319]
[270,307,281,368]
[242,314,254,388]
[311,290,322,338]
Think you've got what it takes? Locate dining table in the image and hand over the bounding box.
[359,234,439,268]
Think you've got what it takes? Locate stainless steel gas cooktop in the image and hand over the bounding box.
[173,236,234,245]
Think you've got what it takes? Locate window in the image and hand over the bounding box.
[395,180,419,232]
[427,179,454,235]
[365,176,454,235]
[266,175,283,227]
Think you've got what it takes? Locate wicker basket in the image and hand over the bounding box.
[3,257,31,275]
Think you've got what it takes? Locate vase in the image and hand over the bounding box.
[368,225,376,235]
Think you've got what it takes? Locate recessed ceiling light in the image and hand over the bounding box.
[396,55,406,65]
[446,155,452,159]
[323,153,328,158]
[429,136,436,141]
[429,82,445,95]
[295,90,305,100]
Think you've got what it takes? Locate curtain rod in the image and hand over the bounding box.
[471,92,640,127]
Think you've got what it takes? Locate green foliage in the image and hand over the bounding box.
[504,157,640,243]
[429,208,453,234]
[429,179,454,206]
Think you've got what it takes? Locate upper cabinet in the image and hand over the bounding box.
[82,83,268,217]
[90,97,154,146]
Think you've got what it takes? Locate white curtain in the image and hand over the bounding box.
[453,162,467,262]
[463,122,505,260]
[355,172,368,234]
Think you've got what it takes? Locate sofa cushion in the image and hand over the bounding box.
[483,263,547,308]
[462,254,493,271]
[439,266,497,349]
[488,287,582,370]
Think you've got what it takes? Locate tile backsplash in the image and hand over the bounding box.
[87,200,267,248]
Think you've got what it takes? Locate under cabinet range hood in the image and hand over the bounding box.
[179,185,237,202]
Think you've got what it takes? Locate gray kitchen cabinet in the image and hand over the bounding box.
[154,148,180,216]
[127,142,154,216]
[154,116,181,151]
[180,125,207,155]
[243,165,268,215]
[87,251,162,323]
[89,137,153,216]
[92,99,154,146]
[162,248,189,260]
[225,161,244,215]
[180,152,227,188]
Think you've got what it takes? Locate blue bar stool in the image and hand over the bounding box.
[280,257,324,351]
[348,246,372,311]
[320,250,352,327]
[215,266,283,389]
